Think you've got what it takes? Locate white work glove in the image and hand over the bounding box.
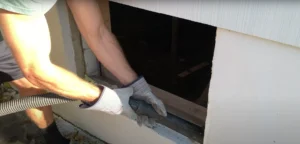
[79,85,155,127]
[79,85,137,118]
[79,76,167,127]
[128,76,167,126]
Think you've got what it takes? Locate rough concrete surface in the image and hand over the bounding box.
[0,84,106,144]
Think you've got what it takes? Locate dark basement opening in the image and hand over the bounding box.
[109,2,216,108]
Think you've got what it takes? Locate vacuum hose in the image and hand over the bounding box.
[0,92,202,142]
[0,92,168,117]
[0,93,74,116]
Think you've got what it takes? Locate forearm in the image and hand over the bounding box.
[67,0,137,85]
[67,1,167,119]
[86,28,137,85]
[0,9,100,102]
[27,63,100,102]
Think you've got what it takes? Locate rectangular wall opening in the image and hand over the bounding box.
[109,2,216,108]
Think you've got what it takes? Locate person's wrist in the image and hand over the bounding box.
[123,76,144,88]
[79,86,133,116]
[82,85,103,106]
[120,73,138,85]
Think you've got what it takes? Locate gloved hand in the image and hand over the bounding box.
[127,76,167,126]
[79,85,137,119]
[79,76,167,127]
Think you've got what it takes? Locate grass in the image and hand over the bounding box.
[0,83,16,103]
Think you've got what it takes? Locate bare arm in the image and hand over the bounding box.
[67,1,168,117]
[0,9,100,102]
[67,0,137,85]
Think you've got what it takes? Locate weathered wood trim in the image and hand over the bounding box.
[196,83,209,107]
[97,0,112,31]
[150,85,207,127]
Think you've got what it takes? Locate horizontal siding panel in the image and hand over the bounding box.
[111,0,300,47]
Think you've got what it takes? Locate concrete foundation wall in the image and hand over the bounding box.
[52,101,196,144]
[205,28,300,144]
[81,38,100,77]
[45,5,67,68]
[46,0,99,77]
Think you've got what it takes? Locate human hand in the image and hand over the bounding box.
[79,85,155,127]
[79,85,134,115]
[128,76,167,126]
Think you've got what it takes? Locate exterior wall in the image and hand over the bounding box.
[205,28,300,144]
[49,0,84,75]
[111,0,300,47]
[45,4,67,68]
[46,1,300,144]
[52,100,197,144]
[45,0,86,76]
[82,38,100,77]
[46,1,196,144]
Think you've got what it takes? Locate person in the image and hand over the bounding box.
[0,0,167,144]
